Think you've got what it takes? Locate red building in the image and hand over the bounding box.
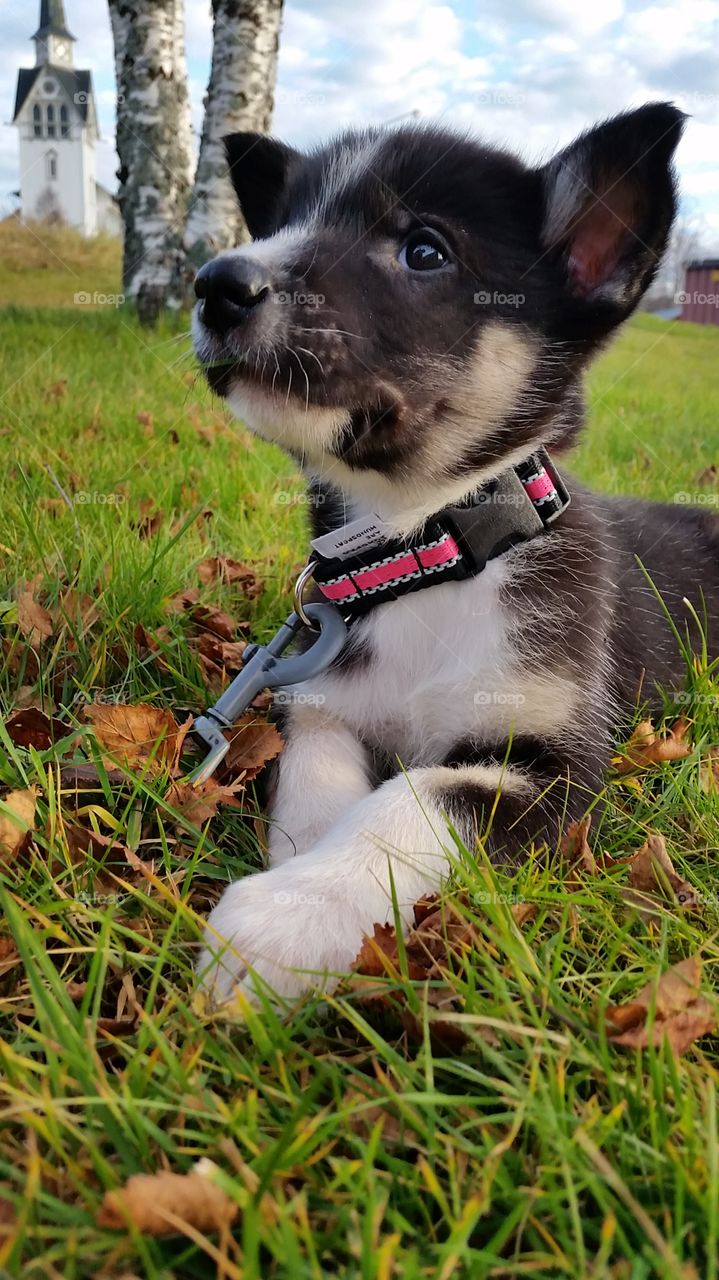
[680,259,719,326]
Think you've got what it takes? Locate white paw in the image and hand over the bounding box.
[197,863,378,1004]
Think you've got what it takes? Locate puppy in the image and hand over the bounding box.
[192,103,719,1002]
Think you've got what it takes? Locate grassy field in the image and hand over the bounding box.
[1,226,719,1278]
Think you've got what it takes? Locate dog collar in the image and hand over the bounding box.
[308,449,570,621]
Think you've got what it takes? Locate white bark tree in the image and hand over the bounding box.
[108,0,193,324]
[181,0,284,285]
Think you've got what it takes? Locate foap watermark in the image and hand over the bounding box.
[74,491,126,506]
[274,890,326,906]
[70,690,130,707]
[273,690,326,708]
[473,891,526,906]
[76,890,126,907]
[275,88,326,107]
[674,492,719,507]
[474,289,525,308]
[671,691,719,707]
[474,489,528,509]
[675,290,719,308]
[74,290,125,308]
[276,290,325,308]
[474,690,526,707]
[477,88,526,108]
[273,490,328,507]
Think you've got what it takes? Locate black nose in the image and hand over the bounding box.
[194,255,271,332]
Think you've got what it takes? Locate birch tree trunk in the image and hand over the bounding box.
[181,0,284,292]
[108,0,193,325]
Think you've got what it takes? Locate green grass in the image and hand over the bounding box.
[1,292,719,1279]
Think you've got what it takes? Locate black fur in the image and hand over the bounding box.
[194,104,719,866]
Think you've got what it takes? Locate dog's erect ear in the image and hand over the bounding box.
[538,103,686,311]
[223,133,300,239]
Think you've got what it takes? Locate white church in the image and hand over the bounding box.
[12,0,121,237]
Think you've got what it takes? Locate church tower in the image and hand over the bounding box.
[13,1,100,235]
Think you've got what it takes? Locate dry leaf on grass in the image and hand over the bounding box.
[166,779,244,827]
[196,556,263,598]
[0,936,21,976]
[349,900,493,1052]
[606,955,716,1054]
[221,714,283,782]
[135,501,164,540]
[44,379,67,402]
[84,704,192,776]
[560,815,597,883]
[627,832,700,909]
[614,718,692,774]
[191,604,244,642]
[0,787,38,862]
[96,1158,237,1236]
[16,591,53,647]
[5,707,71,751]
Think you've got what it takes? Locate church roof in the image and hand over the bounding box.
[13,66,92,122]
[33,0,75,42]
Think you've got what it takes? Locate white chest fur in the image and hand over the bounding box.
[295,556,576,766]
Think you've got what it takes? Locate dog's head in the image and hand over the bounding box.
[193,103,684,525]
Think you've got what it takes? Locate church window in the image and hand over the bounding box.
[60,105,69,138]
[33,104,42,138]
[46,104,56,138]
[46,151,58,181]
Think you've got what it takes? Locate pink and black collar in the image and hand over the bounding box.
[309,449,570,620]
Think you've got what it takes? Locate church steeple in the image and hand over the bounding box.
[33,1,76,67]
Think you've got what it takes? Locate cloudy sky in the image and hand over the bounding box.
[3,0,719,248]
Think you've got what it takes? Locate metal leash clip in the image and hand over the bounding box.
[190,563,347,786]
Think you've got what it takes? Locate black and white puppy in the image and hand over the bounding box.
[192,103,719,1002]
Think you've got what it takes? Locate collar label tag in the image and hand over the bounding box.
[311,513,390,561]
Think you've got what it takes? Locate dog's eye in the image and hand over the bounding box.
[399,231,450,272]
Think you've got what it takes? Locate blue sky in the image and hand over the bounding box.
[3,0,719,249]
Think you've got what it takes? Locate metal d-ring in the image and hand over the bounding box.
[293,560,320,630]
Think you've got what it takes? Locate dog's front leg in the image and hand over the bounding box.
[267,703,373,865]
[198,761,534,1004]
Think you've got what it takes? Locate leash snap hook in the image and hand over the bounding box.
[189,594,348,785]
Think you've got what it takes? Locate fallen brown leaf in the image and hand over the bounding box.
[615,718,692,774]
[349,898,489,1051]
[606,955,716,1053]
[190,604,243,642]
[196,556,263,598]
[16,591,53,646]
[84,704,192,776]
[5,707,61,751]
[221,714,283,782]
[0,787,38,862]
[560,815,597,882]
[628,832,700,909]
[192,632,247,672]
[44,379,67,401]
[135,500,164,539]
[166,778,244,827]
[96,1158,237,1236]
[0,936,21,975]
